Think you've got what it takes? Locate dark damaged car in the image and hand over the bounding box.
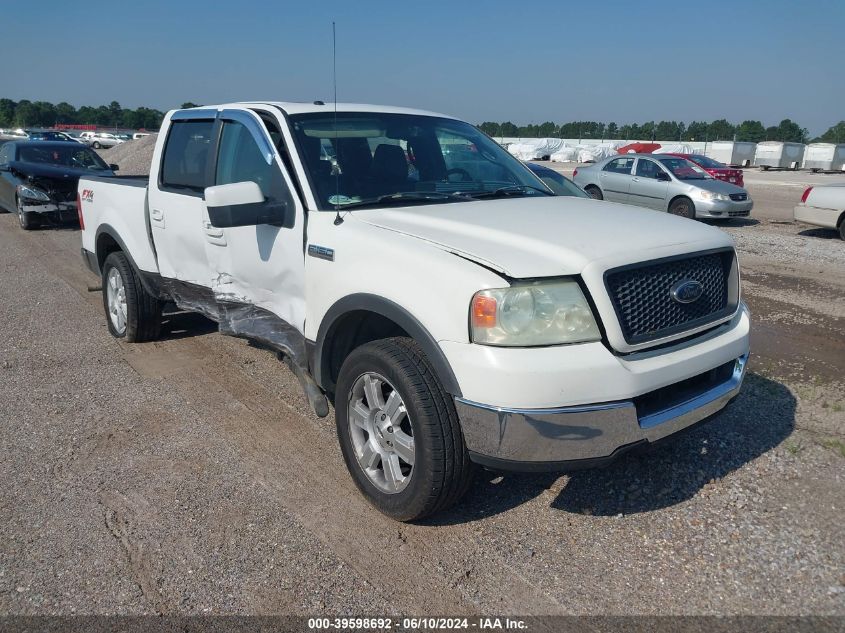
[0,141,116,229]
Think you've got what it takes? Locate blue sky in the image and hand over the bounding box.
[2,0,842,134]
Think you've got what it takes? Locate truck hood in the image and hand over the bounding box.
[352,196,730,278]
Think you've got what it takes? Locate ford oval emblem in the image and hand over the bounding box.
[670,279,704,304]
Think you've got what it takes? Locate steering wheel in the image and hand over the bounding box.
[445,168,472,182]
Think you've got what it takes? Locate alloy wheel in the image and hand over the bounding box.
[106,267,128,334]
[347,372,415,493]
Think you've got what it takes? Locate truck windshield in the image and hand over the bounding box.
[289,112,551,210]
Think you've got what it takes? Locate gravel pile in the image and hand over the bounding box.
[98,134,157,176]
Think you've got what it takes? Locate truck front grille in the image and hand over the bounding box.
[605,249,736,345]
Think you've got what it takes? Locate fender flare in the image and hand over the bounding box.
[94,224,165,298]
[312,294,462,397]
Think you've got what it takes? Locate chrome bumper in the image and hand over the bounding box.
[455,353,748,470]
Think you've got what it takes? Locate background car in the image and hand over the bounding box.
[0,141,116,229]
[794,184,845,240]
[88,132,124,149]
[525,162,589,197]
[572,153,753,219]
[26,130,81,143]
[666,153,744,187]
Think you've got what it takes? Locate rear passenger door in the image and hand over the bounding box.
[598,156,635,203]
[148,111,218,289]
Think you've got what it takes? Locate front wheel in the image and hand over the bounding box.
[16,196,38,230]
[668,197,696,219]
[585,185,603,200]
[335,338,474,521]
[101,251,162,342]
[92,141,101,149]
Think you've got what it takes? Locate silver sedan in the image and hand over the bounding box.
[572,154,753,219]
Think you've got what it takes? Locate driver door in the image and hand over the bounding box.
[203,108,307,335]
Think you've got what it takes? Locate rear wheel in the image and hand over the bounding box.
[839,219,845,241]
[669,197,695,219]
[335,337,474,521]
[16,196,38,230]
[585,185,603,200]
[102,251,162,342]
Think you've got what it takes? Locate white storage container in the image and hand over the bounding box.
[754,141,805,170]
[802,143,845,171]
[705,141,757,167]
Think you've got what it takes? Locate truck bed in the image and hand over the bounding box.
[79,175,159,276]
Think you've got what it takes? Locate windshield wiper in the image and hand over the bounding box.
[466,184,552,199]
[332,191,474,210]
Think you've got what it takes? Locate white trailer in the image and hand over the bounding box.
[802,143,845,172]
[754,141,805,170]
[705,141,757,167]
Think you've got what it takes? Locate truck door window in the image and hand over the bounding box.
[161,119,215,191]
[215,120,294,222]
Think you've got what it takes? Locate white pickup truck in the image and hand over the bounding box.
[794,184,845,240]
[79,102,750,520]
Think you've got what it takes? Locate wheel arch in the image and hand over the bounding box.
[94,224,161,297]
[312,294,462,399]
[668,194,694,213]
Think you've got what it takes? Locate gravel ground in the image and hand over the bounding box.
[0,156,843,618]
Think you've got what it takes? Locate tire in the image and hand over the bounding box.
[16,196,38,230]
[92,141,101,149]
[101,251,162,342]
[761,165,770,171]
[668,197,695,219]
[585,185,603,200]
[335,337,474,521]
[839,220,845,242]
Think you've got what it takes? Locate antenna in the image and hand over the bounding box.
[332,21,344,225]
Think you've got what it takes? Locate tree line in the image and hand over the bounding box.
[0,98,176,130]
[479,119,845,144]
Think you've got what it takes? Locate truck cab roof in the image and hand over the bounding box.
[178,101,458,120]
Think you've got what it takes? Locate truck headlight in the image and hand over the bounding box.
[699,190,729,201]
[470,279,601,346]
[17,185,50,201]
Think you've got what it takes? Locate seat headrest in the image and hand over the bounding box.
[371,144,407,181]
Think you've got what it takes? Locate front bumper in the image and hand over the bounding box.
[20,198,78,218]
[456,353,748,471]
[694,197,753,218]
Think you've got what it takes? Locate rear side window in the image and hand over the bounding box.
[603,157,635,174]
[161,120,215,190]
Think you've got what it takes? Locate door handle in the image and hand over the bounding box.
[631,177,640,182]
[204,221,225,239]
[151,209,163,220]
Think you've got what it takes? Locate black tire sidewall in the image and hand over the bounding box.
[102,252,137,340]
[16,197,36,230]
[586,185,603,200]
[335,341,452,521]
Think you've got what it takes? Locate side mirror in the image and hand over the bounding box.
[205,181,289,228]
[109,163,119,171]
[656,171,670,181]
